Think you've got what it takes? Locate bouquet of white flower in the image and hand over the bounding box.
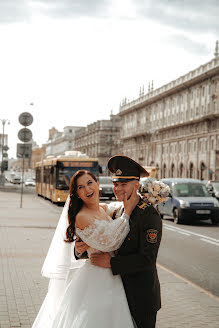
[139,178,170,205]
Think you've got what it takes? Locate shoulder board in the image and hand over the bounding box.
[137,200,149,210]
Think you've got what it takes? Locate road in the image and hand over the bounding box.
[157,218,219,297]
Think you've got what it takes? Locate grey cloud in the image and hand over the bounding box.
[33,0,110,18]
[135,0,219,34]
[165,34,211,56]
[0,0,30,23]
[0,0,110,24]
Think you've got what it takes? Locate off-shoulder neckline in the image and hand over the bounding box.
[75,216,112,232]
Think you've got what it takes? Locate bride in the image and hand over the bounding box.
[32,170,139,328]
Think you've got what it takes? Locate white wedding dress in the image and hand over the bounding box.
[32,199,134,328]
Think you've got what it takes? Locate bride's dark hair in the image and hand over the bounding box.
[65,170,98,243]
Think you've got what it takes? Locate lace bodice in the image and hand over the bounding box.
[75,213,130,254]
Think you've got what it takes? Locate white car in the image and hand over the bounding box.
[25,178,36,187]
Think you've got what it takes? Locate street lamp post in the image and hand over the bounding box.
[0,119,10,176]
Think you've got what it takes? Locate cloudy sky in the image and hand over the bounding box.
[0,0,218,157]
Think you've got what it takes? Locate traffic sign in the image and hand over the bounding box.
[18,128,32,142]
[19,112,33,127]
[3,145,9,151]
[17,143,32,158]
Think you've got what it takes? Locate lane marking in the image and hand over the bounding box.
[200,238,219,247]
[176,230,191,236]
[163,223,219,243]
[164,226,176,232]
[157,263,219,302]
[164,226,191,236]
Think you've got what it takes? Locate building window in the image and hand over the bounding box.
[214,102,217,112]
[171,163,175,177]
[163,163,166,178]
[180,163,183,178]
[211,138,214,149]
[189,163,194,178]
[200,162,206,180]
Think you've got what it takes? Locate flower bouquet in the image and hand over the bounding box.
[139,178,170,205]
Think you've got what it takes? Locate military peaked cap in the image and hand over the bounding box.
[107,155,149,182]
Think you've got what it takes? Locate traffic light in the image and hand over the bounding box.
[3,161,8,171]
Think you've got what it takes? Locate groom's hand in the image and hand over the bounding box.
[90,252,111,268]
[75,237,89,254]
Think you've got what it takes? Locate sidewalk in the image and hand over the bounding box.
[0,190,218,328]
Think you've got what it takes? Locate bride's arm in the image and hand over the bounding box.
[76,211,131,252]
[75,202,122,257]
[76,190,139,252]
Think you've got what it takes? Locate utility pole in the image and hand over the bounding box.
[0,119,10,184]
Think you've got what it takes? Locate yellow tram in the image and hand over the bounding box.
[35,153,99,203]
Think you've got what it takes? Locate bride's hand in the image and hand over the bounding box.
[75,237,89,254]
[124,187,139,216]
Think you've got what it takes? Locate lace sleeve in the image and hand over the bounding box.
[75,213,130,252]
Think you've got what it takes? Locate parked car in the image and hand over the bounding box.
[25,178,36,187]
[99,176,114,199]
[11,176,21,184]
[157,178,219,225]
[206,181,219,200]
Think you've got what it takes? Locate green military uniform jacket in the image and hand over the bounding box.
[110,198,162,328]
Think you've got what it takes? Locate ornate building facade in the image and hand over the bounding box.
[119,44,219,180]
[74,114,120,172]
[45,126,83,157]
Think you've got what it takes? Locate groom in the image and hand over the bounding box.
[76,155,162,328]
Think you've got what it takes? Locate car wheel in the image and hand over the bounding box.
[173,208,183,224]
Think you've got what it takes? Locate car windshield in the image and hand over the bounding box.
[211,183,219,192]
[99,177,112,184]
[174,183,210,197]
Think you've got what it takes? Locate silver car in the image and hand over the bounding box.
[99,176,114,200]
[157,178,219,225]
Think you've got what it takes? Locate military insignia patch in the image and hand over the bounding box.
[146,229,158,243]
[137,201,149,210]
[116,169,122,176]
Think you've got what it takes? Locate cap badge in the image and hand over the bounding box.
[116,169,122,176]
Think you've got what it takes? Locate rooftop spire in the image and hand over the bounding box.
[215,40,219,58]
